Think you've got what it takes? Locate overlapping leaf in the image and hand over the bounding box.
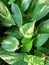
[0,0,49,65]
[24,55,45,65]
[0,48,45,65]
[0,48,27,65]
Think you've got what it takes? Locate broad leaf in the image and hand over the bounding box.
[11,3,23,27]
[32,0,49,21]
[34,34,49,47]
[1,36,19,52]
[21,38,33,52]
[0,48,45,65]
[20,21,35,38]
[37,20,49,33]
[0,48,27,65]
[0,1,15,27]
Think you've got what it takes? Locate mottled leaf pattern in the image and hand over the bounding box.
[32,0,49,21]
[0,1,15,27]
[24,55,45,65]
[0,48,27,65]
[20,21,35,38]
[0,0,49,65]
[1,36,19,52]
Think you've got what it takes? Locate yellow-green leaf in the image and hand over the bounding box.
[21,38,33,52]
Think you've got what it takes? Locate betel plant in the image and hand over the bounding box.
[0,0,49,65]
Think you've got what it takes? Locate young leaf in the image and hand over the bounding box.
[0,1,15,27]
[19,0,32,12]
[21,38,33,52]
[34,34,49,47]
[0,48,27,65]
[1,36,19,52]
[32,0,49,21]
[11,3,23,28]
[20,21,35,38]
[37,20,49,33]
[8,0,15,4]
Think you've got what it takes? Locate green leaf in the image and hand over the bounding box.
[21,38,33,52]
[5,27,23,39]
[36,47,49,55]
[1,36,19,52]
[11,3,23,28]
[0,48,27,65]
[34,50,45,57]
[0,0,7,5]
[0,1,15,27]
[37,20,49,33]
[0,48,45,65]
[32,0,49,21]
[43,39,49,50]
[24,55,45,65]
[34,34,49,47]
[45,56,49,65]
[19,0,32,12]
[8,0,15,4]
[20,21,35,38]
